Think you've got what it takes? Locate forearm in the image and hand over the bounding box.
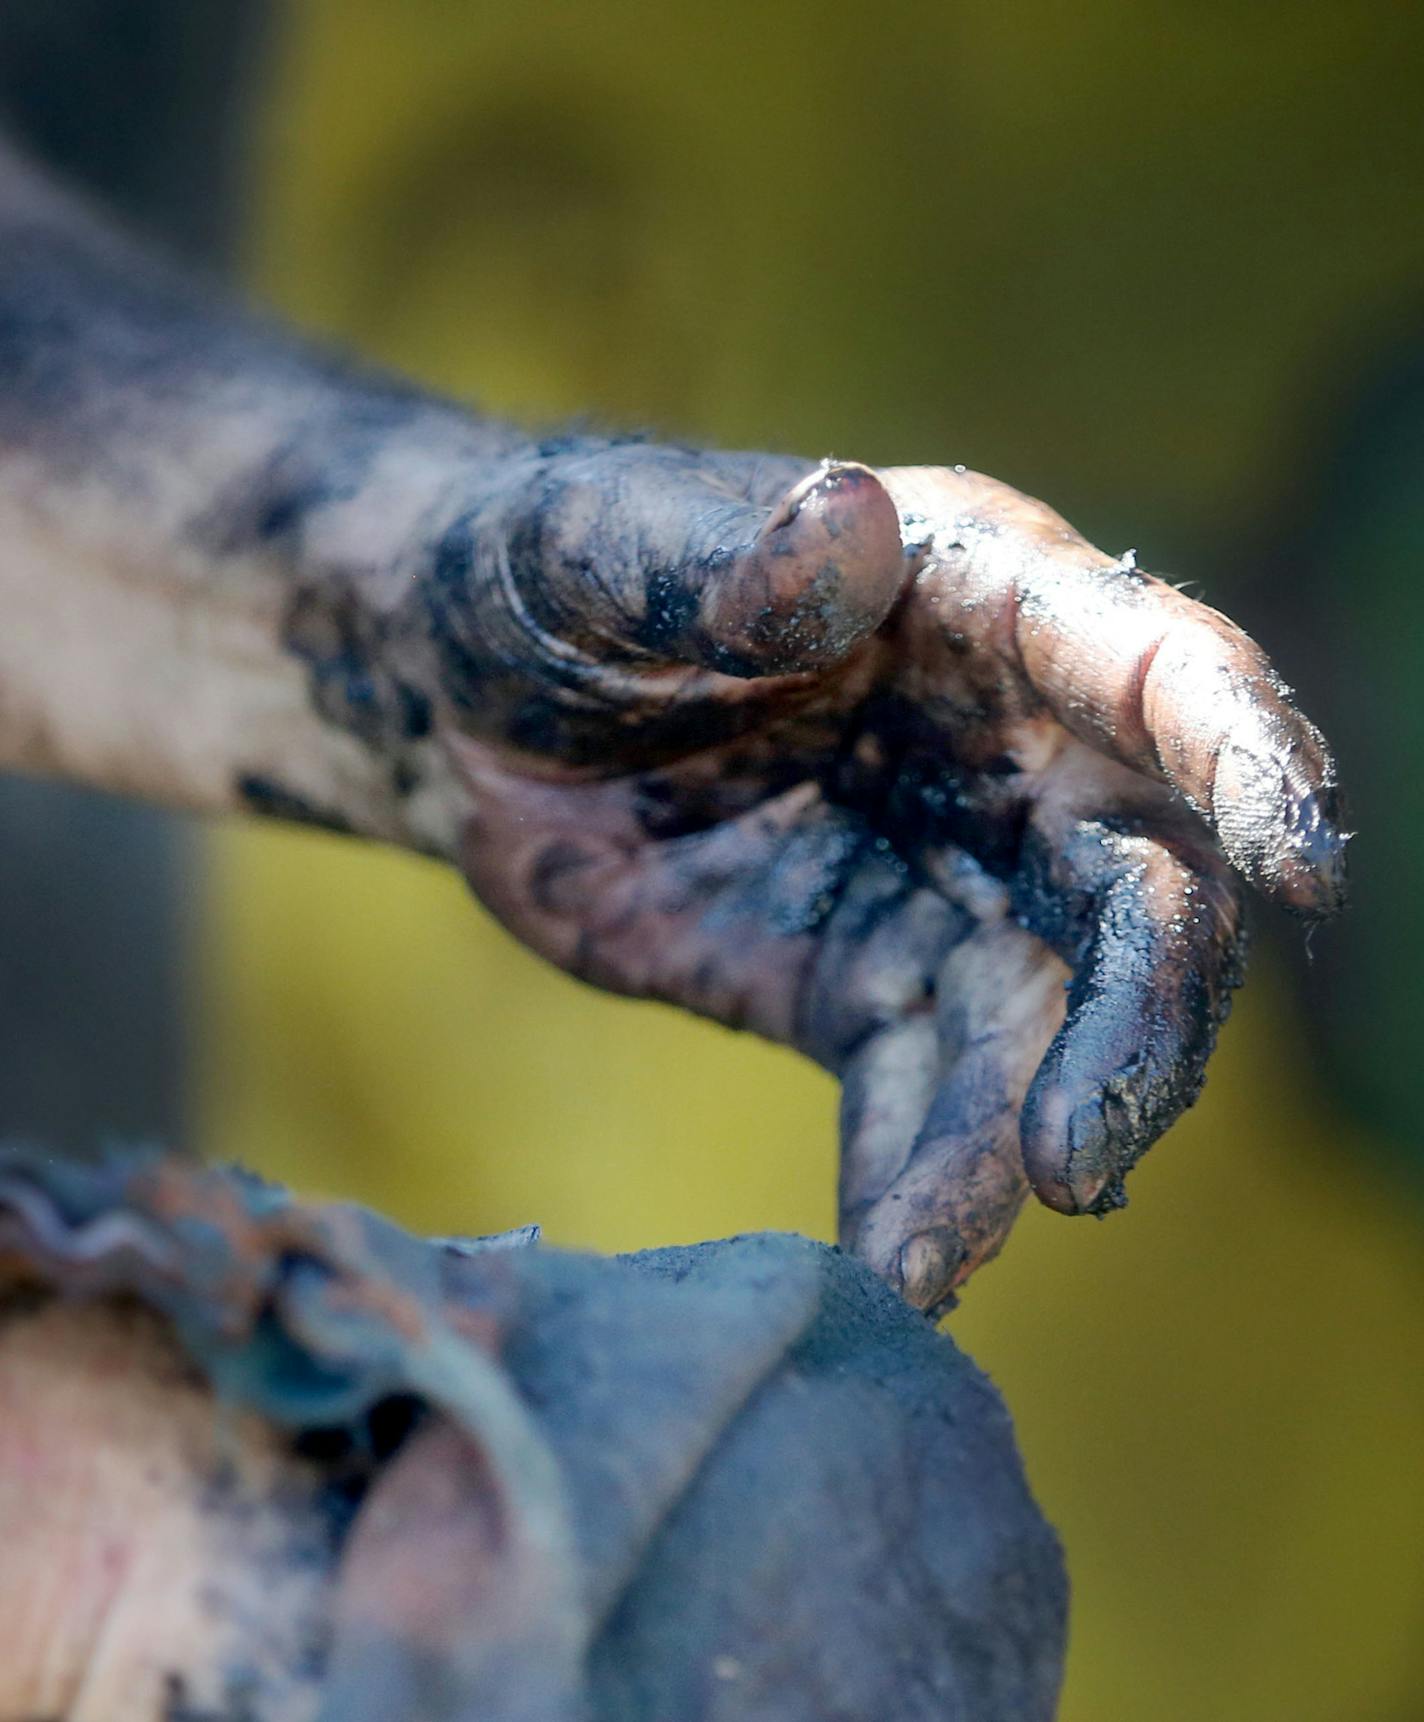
[0,143,530,853]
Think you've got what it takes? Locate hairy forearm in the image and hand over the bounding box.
[0,141,902,864]
[0,142,535,852]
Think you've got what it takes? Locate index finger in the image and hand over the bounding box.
[881,467,1348,917]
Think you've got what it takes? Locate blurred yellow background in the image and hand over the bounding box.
[198,4,1424,1717]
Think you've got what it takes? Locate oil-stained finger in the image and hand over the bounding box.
[840,921,1067,1312]
[1017,567,1344,919]
[1016,813,1245,1217]
[880,465,1347,917]
[514,446,909,677]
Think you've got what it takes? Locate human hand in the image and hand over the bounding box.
[411,442,1344,1312]
[0,141,1343,1316]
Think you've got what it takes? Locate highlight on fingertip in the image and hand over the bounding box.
[696,461,906,675]
[1272,783,1350,919]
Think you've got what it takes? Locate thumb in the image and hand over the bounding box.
[657,458,910,676]
[527,445,910,677]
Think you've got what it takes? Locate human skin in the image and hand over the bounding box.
[0,141,1345,1313]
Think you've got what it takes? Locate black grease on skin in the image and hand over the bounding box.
[422,511,488,718]
[431,458,1249,1210]
[164,1668,263,1722]
[217,408,1307,1238]
[795,840,967,1072]
[638,565,705,659]
[837,695,1033,883]
[1013,820,1246,1214]
[819,694,1249,1210]
[420,479,812,770]
[0,219,480,825]
[283,586,433,752]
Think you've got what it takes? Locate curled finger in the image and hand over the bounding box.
[881,465,1347,916]
[1017,813,1245,1216]
[513,446,909,677]
[840,921,1067,1311]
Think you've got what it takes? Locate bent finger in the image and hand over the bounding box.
[1021,568,1344,918]
[841,921,1066,1311]
[536,446,910,676]
[1017,812,1245,1216]
[882,466,1347,916]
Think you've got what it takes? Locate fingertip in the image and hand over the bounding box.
[1212,739,1350,919]
[699,461,907,674]
[1017,836,1239,1220]
[1121,593,1348,918]
[1273,781,1350,918]
[760,458,895,540]
[1019,1067,1111,1216]
[895,1226,971,1313]
[757,460,908,660]
[846,1214,969,1315]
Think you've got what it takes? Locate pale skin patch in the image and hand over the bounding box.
[0,1297,332,1722]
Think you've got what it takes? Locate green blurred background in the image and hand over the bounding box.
[11,1,1424,1717]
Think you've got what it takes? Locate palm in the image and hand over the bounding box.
[435,447,1344,1311]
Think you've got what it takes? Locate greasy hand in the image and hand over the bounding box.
[419,442,1345,1311]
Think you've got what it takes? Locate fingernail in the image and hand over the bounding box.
[1061,1097,1116,1215]
[758,461,882,541]
[897,1227,968,1311]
